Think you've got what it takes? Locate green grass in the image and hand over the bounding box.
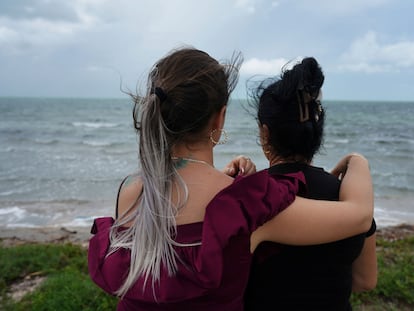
[351,236,414,311]
[0,243,117,311]
[0,236,413,310]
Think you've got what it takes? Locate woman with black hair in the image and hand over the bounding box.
[244,57,377,311]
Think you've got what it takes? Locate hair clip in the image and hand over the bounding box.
[296,91,310,122]
[314,99,323,122]
[153,87,167,103]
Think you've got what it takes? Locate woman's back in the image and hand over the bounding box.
[171,162,234,225]
[89,170,301,310]
[244,163,367,311]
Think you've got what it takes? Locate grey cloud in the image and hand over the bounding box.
[0,0,79,22]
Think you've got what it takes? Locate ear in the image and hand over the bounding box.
[218,105,227,128]
[259,123,270,145]
[212,105,227,130]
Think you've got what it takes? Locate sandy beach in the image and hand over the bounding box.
[1,223,414,248]
[0,226,92,248]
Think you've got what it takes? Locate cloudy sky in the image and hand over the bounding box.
[1,0,413,101]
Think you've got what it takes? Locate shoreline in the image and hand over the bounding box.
[1,223,414,247]
[0,226,92,247]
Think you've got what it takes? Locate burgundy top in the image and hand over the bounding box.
[88,170,304,311]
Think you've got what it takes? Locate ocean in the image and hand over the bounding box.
[1,97,413,228]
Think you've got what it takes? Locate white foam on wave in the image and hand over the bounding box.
[0,206,27,226]
[0,186,32,197]
[374,205,414,228]
[332,138,349,144]
[0,205,58,227]
[60,216,98,228]
[0,198,115,228]
[0,190,15,196]
[82,140,113,147]
[72,122,119,129]
[2,192,412,229]
[0,206,25,216]
[53,154,77,160]
[5,223,39,228]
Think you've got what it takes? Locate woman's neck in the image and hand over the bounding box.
[171,144,214,167]
[268,154,310,167]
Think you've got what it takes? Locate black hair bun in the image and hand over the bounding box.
[301,57,324,97]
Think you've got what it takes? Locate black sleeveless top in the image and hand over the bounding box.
[244,163,376,311]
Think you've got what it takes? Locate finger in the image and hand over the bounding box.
[243,166,256,176]
[244,162,255,174]
[331,165,344,177]
[237,157,248,176]
[226,165,236,176]
[331,156,350,177]
[248,162,256,173]
[239,157,255,176]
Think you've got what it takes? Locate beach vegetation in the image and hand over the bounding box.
[0,243,117,310]
[0,234,413,310]
[351,236,414,310]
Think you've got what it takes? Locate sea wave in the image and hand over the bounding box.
[331,138,350,144]
[374,206,414,228]
[0,190,15,196]
[60,216,97,228]
[0,187,28,196]
[1,147,15,152]
[0,201,114,228]
[0,206,44,227]
[102,148,135,155]
[34,138,60,145]
[82,140,114,147]
[0,206,25,216]
[79,140,132,149]
[1,98,413,228]
[72,121,119,128]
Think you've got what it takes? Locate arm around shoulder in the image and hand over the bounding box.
[250,154,374,250]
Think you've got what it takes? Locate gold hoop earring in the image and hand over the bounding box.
[263,143,272,155]
[210,129,228,145]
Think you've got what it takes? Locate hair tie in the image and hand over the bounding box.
[304,85,319,99]
[153,87,167,103]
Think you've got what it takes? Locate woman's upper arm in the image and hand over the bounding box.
[251,197,371,251]
[116,176,142,221]
[251,154,374,250]
[352,233,378,292]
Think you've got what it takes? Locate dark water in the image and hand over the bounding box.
[0,97,413,227]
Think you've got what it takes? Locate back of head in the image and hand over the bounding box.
[255,57,325,162]
[135,48,242,145]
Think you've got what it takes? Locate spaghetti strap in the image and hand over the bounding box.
[115,175,131,219]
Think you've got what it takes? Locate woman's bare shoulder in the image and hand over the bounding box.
[117,174,143,219]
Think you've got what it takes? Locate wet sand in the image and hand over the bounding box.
[0,226,92,247]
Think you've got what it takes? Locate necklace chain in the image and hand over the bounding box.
[171,157,213,168]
